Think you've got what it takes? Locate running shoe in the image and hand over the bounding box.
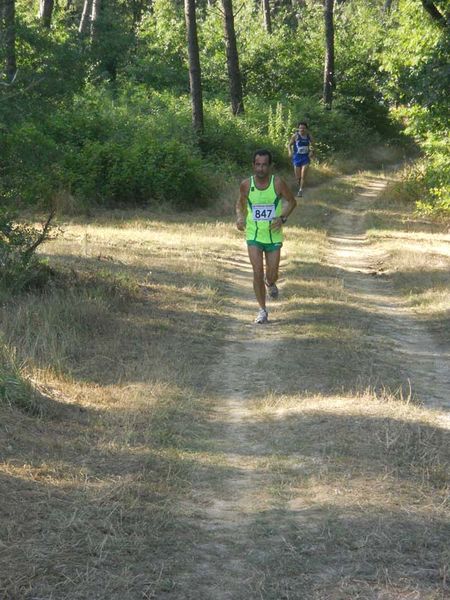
[264,278,279,299]
[297,188,303,197]
[254,308,268,324]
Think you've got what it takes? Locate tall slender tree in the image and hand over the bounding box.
[420,0,447,27]
[79,0,102,40]
[38,0,54,28]
[1,0,16,82]
[79,0,93,34]
[222,0,244,115]
[262,0,272,33]
[90,0,102,40]
[323,0,334,109]
[184,0,204,134]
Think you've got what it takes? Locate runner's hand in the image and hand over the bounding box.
[236,216,245,231]
[271,217,283,231]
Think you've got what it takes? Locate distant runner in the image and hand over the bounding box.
[236,149,297,324]
[287,121,314,197]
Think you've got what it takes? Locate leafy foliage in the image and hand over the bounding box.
[0,0,447,217]
[0,209,54,295]
[380,2,449,215]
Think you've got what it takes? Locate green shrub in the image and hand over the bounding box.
[3,122,62,205]
[391,107,449,218]
[0,209,54,296]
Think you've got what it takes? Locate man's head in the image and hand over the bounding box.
[297,121,308,134]
[252,149,272,180]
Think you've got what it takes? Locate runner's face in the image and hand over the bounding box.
[298,124,306,135]
[253,155,271,180]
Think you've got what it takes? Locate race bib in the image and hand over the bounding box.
[297,146,309,154]
[252,204,275,221]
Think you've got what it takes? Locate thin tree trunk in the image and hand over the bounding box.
[262,0,272,33]
[90,0,102,40]
[79,0,93,34]
[184,0,204,135]
[1,0,16,82]
[39,0,54,28]
[222,0,244,115]
[383,0,393,12]
[420,0,446,27]
[323,0,334,109]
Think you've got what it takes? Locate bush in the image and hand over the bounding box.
[59,102,212,207]
[0,209,54,296]
[2,122,62,205]
[391,107,450,218]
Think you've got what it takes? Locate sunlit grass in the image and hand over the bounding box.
[366,225,450,323]
[1,171,449,599]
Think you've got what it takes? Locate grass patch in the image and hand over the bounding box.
[1,172,448,599]
[0,343,43,416]
[244,392,449,598]
[365,181,450,343]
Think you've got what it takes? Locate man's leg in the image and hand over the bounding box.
[300,164,309,191]
[294,165,302,194]
[265,248,281,288]
[247,245,266,310]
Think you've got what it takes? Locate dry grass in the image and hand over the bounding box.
[1,170,449,599]
[365,181,450,345]
[246,392,449,600]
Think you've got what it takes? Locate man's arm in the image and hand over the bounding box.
[236,179,249,231]
[271,177,297,231]
[309,134,315,158]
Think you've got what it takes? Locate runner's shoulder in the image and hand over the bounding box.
[273,174,284,192]
[274,175,292,198]
[240,177,251,193]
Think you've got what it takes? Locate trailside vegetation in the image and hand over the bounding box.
[0,0,447,217]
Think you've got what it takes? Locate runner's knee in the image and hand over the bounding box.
[252,267,264,281]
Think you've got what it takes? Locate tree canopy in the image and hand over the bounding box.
[0,0,448,214]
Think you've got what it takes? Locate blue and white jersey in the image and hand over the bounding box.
[293,134,311,157]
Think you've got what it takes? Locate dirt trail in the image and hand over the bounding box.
[168,172,449,598]
[177,259,286,599]
[326,176,449,419]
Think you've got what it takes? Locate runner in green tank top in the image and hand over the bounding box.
[236,149,297,324]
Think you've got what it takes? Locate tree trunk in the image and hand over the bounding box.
[184,0,204,135]
[420,0,446,27]
[90,0,102,40]
[1,0,16,82]
[222,0,244,115]
[79,0,93,34]
[383,0,393,12]
[38,0,54,28]
[323,0,334,109]
[262,0,272,33]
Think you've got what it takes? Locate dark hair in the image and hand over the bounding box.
[297,121,308,128]
[252,149,272,164]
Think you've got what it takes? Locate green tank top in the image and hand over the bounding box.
[246,175,283,244]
